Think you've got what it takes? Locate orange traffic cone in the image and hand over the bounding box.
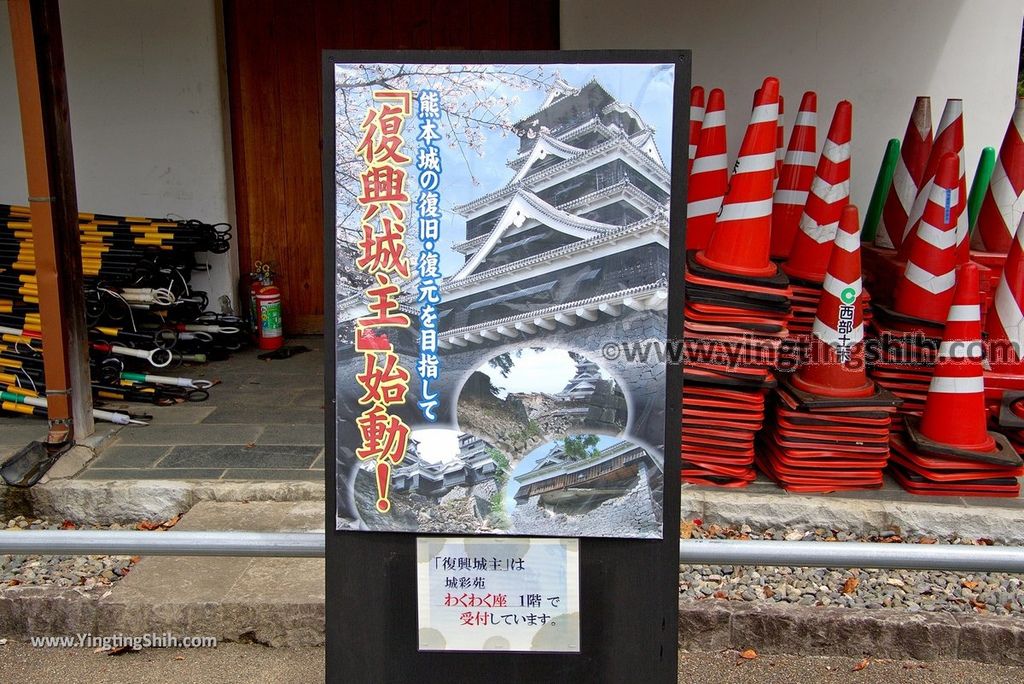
[791,205,873,397]
[686,88,727,251]
[972,97,1024,253]
[986,214,1024,372]
[916,263,992,449]
[688,85,706,175]
[899,99,968,263]
[891,153,961,324]
[696,77,780,278]
[782,100,852,283]
[876,96,933,251]
[770,91,818,260]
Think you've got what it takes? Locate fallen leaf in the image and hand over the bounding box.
[852,657,870,671]
[7,579,21,587]
[763,586,775,598]
[919,537,936,544]
[842,578,860,595]
[129,556,141,564]
[245,442,256,449]
[971,601,987,611]
[739,649,758,660]
[977,538,994,546]
[106,646,137,656]
[60,520,77,530]
[174,655,185,661]
[713,590,728,599]
[160,515,181,529]
[136,520,161,531]
[680,521,694,540]
[962,580,979,589]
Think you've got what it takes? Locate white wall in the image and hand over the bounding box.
[0,0,238,310]
[562,0,1023,210]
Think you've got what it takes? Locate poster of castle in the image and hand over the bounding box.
[330,58,679,538]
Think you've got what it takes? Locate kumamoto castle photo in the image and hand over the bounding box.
[436,77,672,454]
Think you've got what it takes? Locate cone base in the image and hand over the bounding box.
[790,372,876,399]
[904,416,1020,467]
[780,261,827,284]
[695,249,777,278]
[780,375,901,409]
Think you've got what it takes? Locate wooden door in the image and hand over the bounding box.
[224,0,560,334]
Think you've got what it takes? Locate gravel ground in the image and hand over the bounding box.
[1,515,152,591]
[680,520,1024,617]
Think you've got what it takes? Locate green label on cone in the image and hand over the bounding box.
[840,287,857,305]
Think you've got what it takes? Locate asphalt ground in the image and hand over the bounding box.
[2,643,1023,683]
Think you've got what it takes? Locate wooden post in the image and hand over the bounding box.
[8,0,94,441]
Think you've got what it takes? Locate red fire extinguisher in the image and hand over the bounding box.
[248,261,283,351]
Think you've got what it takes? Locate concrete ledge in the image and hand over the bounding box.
[678,600,1024,666]
[6,587,1023,661]
[28,480,325,524]
[681,488,1024,545]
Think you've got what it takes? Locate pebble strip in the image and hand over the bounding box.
[2,516,138,590]
[679,522,1024,618]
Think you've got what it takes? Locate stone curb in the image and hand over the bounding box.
[22,479,1024,544]
[678,600,1024,666]
[681,489,1024,545]
[0,584,323,647]
[27,480,325,525]
[5,585,1022,661]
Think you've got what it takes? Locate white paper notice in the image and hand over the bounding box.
[416,537,580,652]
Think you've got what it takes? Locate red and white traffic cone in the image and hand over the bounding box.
[791,205,873,397]
[917,263,992,449]
[782,100,852,283]
[892,153,961,324]
[972,97,1024,253]
[686,88,727,251]
[689,85,706,175]
[899,99,968,263]
[986,214,1024,373]
[770,91,818,260]
[875,96,933,250]
[696,77,780,277]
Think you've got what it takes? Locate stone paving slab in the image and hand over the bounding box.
[201,406,324,425]
[255,424,325,446]
[95,501,324,646]
[112,424,264,446]
[159,445,320,469]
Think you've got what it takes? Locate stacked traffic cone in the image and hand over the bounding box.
[898,99,969,264]
[868,154,963,427]
[972,97,1024,254]
[688,86,706,175]
[781,100,852,340]
[685,88,727,251]
[770,91,818,260]
[875,97,933,251]
[984,214,1024,448]
[682,77,792,487]
[758,205,900,492]
[889,263,1024,496]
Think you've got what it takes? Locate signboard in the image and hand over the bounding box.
[325,50,687,684]
[331,57,676,539]
[416,537,580,652]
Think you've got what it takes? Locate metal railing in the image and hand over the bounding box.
[2,531,1024,573]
